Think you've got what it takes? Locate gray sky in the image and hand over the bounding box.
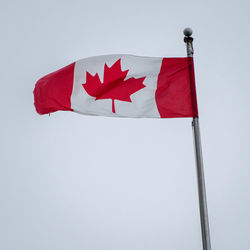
[1,0,250,249]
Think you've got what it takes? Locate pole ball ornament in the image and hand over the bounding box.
[184,27,193,37]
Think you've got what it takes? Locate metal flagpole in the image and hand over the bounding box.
[183,28,212,250]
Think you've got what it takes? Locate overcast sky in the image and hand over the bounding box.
[1,0,250,249]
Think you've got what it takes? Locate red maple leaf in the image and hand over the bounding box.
[82,59,146,113]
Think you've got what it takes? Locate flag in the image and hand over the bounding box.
[33,54,198,118]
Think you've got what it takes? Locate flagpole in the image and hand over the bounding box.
[183,28,212,250]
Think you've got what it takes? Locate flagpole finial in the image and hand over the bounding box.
[183,27,193,37]
[184,28,193,56]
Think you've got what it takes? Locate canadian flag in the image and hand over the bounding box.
[34,54,198,118]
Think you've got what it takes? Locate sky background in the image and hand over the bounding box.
[1,0,250,249]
